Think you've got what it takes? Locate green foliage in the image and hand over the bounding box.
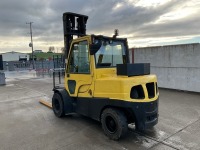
[48,46,55,52]
[29,52,62,60]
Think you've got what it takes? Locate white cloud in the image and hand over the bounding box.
[0,0,200,53]
[135,0,172,7]
[113,2,124,10]
[154,0,200,23]
[128,35,198,48]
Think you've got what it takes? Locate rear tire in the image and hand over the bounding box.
[101,108,128,140]
[52,93,65,118]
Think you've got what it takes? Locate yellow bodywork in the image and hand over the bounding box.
[94,68,158,102]
[64,35,159,103]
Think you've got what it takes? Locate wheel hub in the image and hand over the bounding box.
[105,116,117,133]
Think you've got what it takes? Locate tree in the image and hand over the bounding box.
[61,47,65,54]
[48,46,55,53]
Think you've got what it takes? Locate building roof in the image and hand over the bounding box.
[0,51,29,55]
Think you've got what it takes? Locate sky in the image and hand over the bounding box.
[0,0,200,53]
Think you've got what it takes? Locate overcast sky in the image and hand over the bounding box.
[0,0,200,53]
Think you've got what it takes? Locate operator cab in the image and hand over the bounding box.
[90,36,129,68]
[67,36,129,74]
[65,35,130,97]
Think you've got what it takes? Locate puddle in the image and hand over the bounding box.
[4,70,52,81]
[5,84,15,87]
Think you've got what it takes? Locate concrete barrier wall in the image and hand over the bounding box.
[132,43,200,92]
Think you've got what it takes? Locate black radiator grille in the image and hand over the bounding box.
[146,82,155,98]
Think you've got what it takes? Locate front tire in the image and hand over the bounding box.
[101,108,128,140]
[52,93,65,118]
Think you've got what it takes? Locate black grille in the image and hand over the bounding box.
[130,85,145,99]
[146,82,155,98]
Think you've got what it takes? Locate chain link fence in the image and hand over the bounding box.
[2,55,65,74]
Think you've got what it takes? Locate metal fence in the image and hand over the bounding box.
[3,55,65,72]
[3,55,65,87]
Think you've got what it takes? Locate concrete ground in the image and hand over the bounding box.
[0,71,200,150]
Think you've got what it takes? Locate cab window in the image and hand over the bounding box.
[95,41,126,68]
[68,41,90,74]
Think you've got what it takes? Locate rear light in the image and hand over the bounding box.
[130,85,145,99]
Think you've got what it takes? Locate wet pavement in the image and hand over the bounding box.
[0,71,200,150]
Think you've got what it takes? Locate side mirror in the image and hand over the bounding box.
[90,44,101,55]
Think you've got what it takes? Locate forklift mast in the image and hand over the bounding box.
[63,12,88,58]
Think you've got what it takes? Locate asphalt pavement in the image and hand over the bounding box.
[0,71,200,150]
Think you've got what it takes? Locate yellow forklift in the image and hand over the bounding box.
[52,12,159,140]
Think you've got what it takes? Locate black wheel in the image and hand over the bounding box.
[52,93,65,118]
[101,108,128,140]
